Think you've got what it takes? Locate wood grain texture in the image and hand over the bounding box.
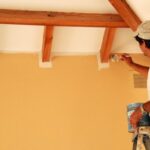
[100,28,116,63]
[109,0,141,31]
[0,9,128,27]
[42,26,54,62]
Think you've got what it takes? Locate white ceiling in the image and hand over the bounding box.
[0,0,149,54]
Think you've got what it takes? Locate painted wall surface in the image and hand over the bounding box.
[0,54,148,150]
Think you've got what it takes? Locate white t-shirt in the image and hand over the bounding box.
[147,69,150,99]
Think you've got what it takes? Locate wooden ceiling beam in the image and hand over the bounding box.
[0,9,128,27]
[100,28,116,63]
[109,0,142,31]
[42,26,54,62]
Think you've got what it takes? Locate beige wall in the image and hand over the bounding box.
[0,54,148,150]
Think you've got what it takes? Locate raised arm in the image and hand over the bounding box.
[121,54,149,77]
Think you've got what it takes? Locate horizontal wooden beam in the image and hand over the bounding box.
[42,26,54,62]
[100,28,116,63]
[109,0,141,31]
[0,9,128,27]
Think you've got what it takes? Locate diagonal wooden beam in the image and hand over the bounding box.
[109,0,142,31]
[100,28,116,63]
[0,9,128,28]
[42,26,54,62]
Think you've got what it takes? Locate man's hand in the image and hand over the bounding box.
[130,107,143,129]
[121,54,133,66]
[120,54,149,77]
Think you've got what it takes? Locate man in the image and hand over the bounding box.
[121,21,150,129]
[122,21,150,150]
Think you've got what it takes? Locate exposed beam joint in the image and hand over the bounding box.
[109,0,142,31]
[100,28,116,63]
[0,9,128,27]
[42,26,54,62]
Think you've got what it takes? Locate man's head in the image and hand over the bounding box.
[134,21,150,56]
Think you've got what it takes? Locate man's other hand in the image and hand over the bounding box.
[130,107,143,129]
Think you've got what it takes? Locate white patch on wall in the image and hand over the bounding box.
[52,27,105,54]
[112,28,141,53]
[0,24,44,52]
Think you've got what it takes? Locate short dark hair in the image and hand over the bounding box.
[135,35,150,48]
